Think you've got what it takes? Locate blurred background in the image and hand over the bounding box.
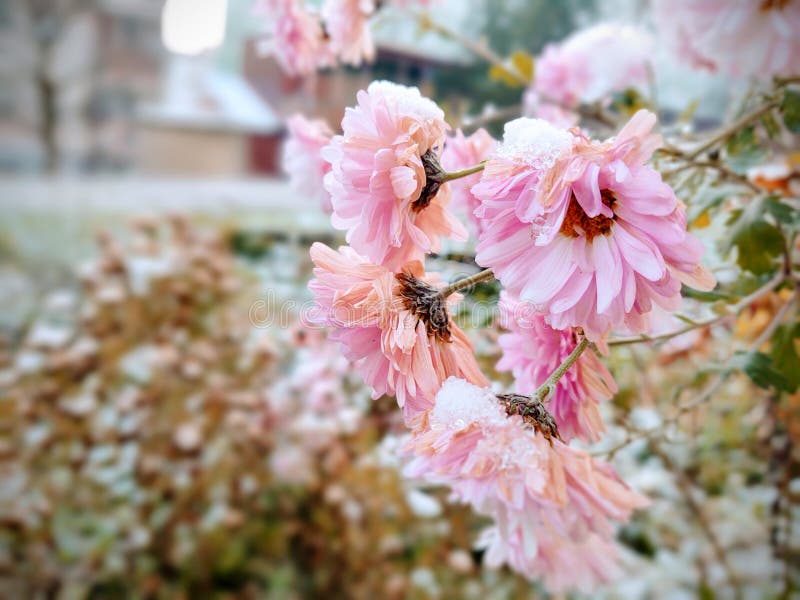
[1,1,783,599]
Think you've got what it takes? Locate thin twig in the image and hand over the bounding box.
[443,163,485,182]
[533,337,590,402]
[687,101,778,160]
[648,440,743,596]
[436,268,494,299]
[608,270,786,347]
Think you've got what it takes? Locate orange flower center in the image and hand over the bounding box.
[558,190,617,241]
[760,0,789,10]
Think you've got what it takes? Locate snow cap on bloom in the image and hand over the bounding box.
[323,81,467,270]
[404,377,648,591]
[321,0,376,66]
[497,292,616,442]
[308,243,487,426]
[256,0,331,77]
[653,0,800,79]
[440,128,497,236]
[282,115,334,213]
[474,111,715,341]
[524,23,652,124]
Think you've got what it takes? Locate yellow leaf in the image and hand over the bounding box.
[693,210,711,229]
[489,64,524,88]
[510,50,535,83]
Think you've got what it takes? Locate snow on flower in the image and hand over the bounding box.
[256,0,330,77]
[323,81,467,270]
[523,23,652,124]
[321,0,376,66]
[308,243,487,426]
[404,377,648,591]
[497,292,616,442]
[653,0,800,79]
[283,115,334,213]
[473,111,715,342]
[440,128,497,236]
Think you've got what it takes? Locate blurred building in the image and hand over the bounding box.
[0,0,475,176]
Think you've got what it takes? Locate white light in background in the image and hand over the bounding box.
[161,0,228,56]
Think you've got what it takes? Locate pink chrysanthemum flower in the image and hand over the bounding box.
[404,377,647,591]
[523,23,652,124]
[321,0,376,66]
[474,111,715,341]
[441,128,497,236]
[477,526,623,593]
[323,81,467,271]
[497,292,616,442]
[283,115,334,213]
[257,0,330,77]
[308,243,487,426]
[653,0,800,79]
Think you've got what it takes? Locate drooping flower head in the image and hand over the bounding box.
[653,0,800,79]
[282,115,334,213]
[404,378,648,591]
[323,81,467,270]
[524,23,652,125]
[440,128,497,236]
[256,0,330,77]
[308,243,487,426]
[474,111,715,341]
[497,292,616,442]
[321,0,376,66]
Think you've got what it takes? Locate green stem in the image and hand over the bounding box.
[535,337,590,402]
[436,268,494,299]
[443,163,485,182]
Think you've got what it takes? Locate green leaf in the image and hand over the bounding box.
[763,195,800,230]
[723,198,785,275]
[725,125,766,172]
[770,323,800,392]
[762,110,781,138]
[780,88,800,133]
[730,351,791,392]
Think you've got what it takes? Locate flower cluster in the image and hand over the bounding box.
[301,77,714,591]
[257,0,439,75]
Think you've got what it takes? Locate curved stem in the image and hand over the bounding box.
[436,268,494,299]
[535,337,590,402]
[416,13,530,86]
[443,163,485,181]
[687,100,778,160]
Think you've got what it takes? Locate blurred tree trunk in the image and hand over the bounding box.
[35,45,58,173]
